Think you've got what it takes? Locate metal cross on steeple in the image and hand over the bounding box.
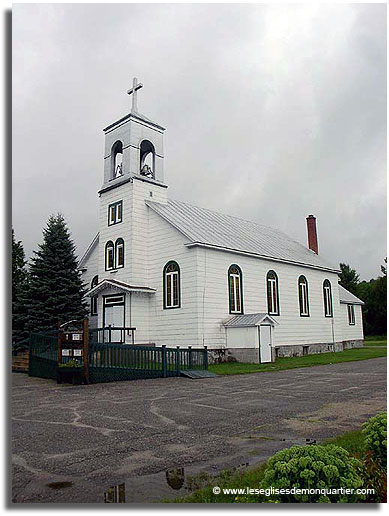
[127,77,143,113]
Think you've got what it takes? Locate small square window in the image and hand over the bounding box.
[108,201,123,226]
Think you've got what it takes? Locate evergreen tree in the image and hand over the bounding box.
[12,229,29,344]
[25,214,87,333]
[339,263,360,295]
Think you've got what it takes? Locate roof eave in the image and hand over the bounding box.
[185,242,340,274]
[78,233,99,270]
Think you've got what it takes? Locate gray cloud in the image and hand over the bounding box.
[13,3,386,280]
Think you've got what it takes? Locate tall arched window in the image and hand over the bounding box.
[323,279,333,317]
[228,265,243,314]
[91,275,98,316]
[164,261,180,309]
[105,241,114,271]
[111,141,123,179]
[140,140,155,177]
[298,275,309,317]
[267,270,280,315]
[115,238,124,268]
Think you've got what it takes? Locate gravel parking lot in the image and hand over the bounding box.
[12,357,386,503]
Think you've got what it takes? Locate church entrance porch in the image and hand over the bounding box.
[86,278,157,346]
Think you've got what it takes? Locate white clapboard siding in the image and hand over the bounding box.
[197,246,343,349]
[146,208,200,347]
[340,304,364,341]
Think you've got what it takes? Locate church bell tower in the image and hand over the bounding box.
[101,78,166,189]
[97,78,168,289]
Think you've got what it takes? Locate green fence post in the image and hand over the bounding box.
[176,346,180,375]
[162,345,167,378]
[28,332,32,376]
[188,346,192,369]
[204,346,208,370]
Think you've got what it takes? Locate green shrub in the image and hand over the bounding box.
[362,412,387,470]
[58,359,82,368]
[261,444,364,503]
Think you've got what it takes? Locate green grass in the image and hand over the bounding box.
[364,340,387,347]
[363,336,387,347]
[325,429,366,456]
[209,347,386,376]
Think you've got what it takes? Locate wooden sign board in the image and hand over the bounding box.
[57,319,89,384]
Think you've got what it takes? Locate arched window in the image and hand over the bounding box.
[163,261,180,309]
[323,279,333,317]
[298,275,309,317]
[115,238,124,268]
[140,140,155,178]
[105,241,114,271]
[228,265,243,314]
[111,141,123,179]
[267,270,280,315]
[91,275,98,316]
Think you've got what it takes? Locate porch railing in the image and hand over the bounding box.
[89,326,136,345]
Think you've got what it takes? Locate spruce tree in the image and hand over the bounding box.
[26,214,87,333]
[12,229,29,344]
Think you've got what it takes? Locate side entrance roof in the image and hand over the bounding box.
[223,313,279,328]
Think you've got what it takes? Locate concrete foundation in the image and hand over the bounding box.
[208,339,364,364]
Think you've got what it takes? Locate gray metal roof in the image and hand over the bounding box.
[86,278,156,297]
[224,313,278,327]
[338,285,364,305]
[78,233,99,269]
[146,199,339,272]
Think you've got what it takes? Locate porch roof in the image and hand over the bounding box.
[86,278,156,297]
[223,313,279,328]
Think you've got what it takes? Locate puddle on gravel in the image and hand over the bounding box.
[101,436,318,503]
[103,467,194,503]
[103,455,274,502]
[46,481,73,490]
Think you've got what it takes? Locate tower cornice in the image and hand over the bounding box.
[103,111,165,133]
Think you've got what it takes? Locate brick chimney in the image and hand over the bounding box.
[306,215,318,254]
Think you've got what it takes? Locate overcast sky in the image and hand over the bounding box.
[13,3,386,280]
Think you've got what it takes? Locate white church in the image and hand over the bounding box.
[79,79,364,363]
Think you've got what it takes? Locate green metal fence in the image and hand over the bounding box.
[29,331,208,384]
[88,342,208,383]
[29,332,58,380]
